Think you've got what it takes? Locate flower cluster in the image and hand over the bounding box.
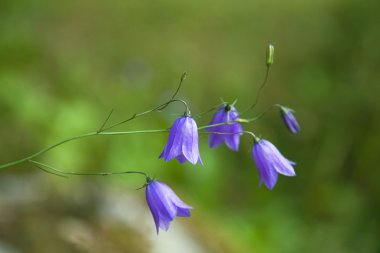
[146,101,300,233]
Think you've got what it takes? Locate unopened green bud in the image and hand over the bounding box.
[180,71,187,82]
[266,44,274,66]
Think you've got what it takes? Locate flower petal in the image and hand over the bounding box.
[176,154,188,163]
[209,133,225,148]
[208,108,226,131]
[162,117,186,161]
[177,208,191,217]
[146,181,176,220]
[158,219,171,231]
[259,140,296,176]
[224,123,243,151]
[146,193,160,233]
[253,144,279,189]
[182,117,201,164]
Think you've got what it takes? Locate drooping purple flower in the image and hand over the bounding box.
[207,104,243,151]
[280,106,300,134]
[252,138,296,190]
[146,179,193,234]
[159,116,202,165]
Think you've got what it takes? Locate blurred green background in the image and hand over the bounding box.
[1,0,379,252]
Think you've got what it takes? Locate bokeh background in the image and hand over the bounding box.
[0,0,379,252]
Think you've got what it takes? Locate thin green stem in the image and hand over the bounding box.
[171,99,190,116]
[243,130,257,138]
[241,65,271,115]
[100,99,189,132]
[0,120,243,171]
[239,104,281,123]
[29,160,148,177]
[199,131,242,135]
[199,130,259,143]
[198,121,234,130]
[97,109,114,133]
[31,163,68,178]
[0,109,263,172]
[0,72,193,172]
[100,108,154,132]
[101,72,187,132]
[0,129,169,171]
[0,132,98,171]
[168,72,187,102]
[0,110,266,172]
[98,129,169,136]
[194,103,223,118]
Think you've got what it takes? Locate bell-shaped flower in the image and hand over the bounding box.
[159,116,202,165]
[146,179,193,234]
[280,106,300,134]
[252,138,296,190]
[207,104,243,151]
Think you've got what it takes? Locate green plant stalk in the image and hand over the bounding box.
[0,129,168,171]
[0,120,260,171]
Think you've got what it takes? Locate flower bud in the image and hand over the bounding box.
[266,44,274,66]
[280,106,300,134]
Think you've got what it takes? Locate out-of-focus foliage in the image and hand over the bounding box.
[0,0,379,252]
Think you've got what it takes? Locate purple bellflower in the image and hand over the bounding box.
[252,138,296,190]
[208,104,243,151]
[146,179,193,234]
[280,106,300,134]
[159,116,202,165]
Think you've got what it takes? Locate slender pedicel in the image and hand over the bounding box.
[0,72,190,171]
[29,160,149,178]
[242,44,274,115]
[100,71,187,132]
